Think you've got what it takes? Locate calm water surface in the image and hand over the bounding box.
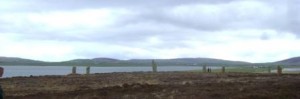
[2,66,208,78]
[3,66,299,78]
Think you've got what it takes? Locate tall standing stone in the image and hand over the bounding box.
[277,66,282,76]
[202,64,207,73]
[72,66,77,74]
[0,67,3,99]
[0,67,3,77]
[86,66,90,74]
[222,66,225,73]
[152,60,157,73]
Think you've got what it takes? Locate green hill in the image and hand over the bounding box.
[0,56,250,66]
[1,56,300,66]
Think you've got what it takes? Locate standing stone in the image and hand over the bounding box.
[0,67,3,77]
[277,66,282,76]
[72,66,77,74]
[203,65,207,73]
[152,60,157,73]
[222,66,225,73]
[208,68,211,73]
[86,66,90,74]
[268,66,271,73]
[0,67,3,99]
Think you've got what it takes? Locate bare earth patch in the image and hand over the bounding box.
[1,72,300,99]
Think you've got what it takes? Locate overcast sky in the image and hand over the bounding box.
[0,0,299,62]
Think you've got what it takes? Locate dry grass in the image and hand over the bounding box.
[1,72,300,99]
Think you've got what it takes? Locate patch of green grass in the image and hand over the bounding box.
[224,67,271,73]
[189,66,276,73]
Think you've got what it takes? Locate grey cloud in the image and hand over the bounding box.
[1,0,300,62]
[287,0,300,35]
[1,0,299,44]
[117,0,282,32]
[1,0,235,12]
[260,33,271,40]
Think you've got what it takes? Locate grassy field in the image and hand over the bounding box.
[191,66,300,74]
[2,72,300,99]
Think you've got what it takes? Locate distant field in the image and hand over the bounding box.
[191,66,300,73]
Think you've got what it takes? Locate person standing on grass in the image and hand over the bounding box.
[0,67,3,99]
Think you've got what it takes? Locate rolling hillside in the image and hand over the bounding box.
[276,57,300,65]
[0,57,45,65]
[0,57,250,66]
[1,56,300,66]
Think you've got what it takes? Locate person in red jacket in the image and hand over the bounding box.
[0,67,3,99]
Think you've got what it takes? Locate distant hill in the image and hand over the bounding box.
[0,57,45,65]
[276,57,300,65]
[127,58,250,66]
[2,56,300,66]
[0,56,251,66]
[58,58,122,66]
